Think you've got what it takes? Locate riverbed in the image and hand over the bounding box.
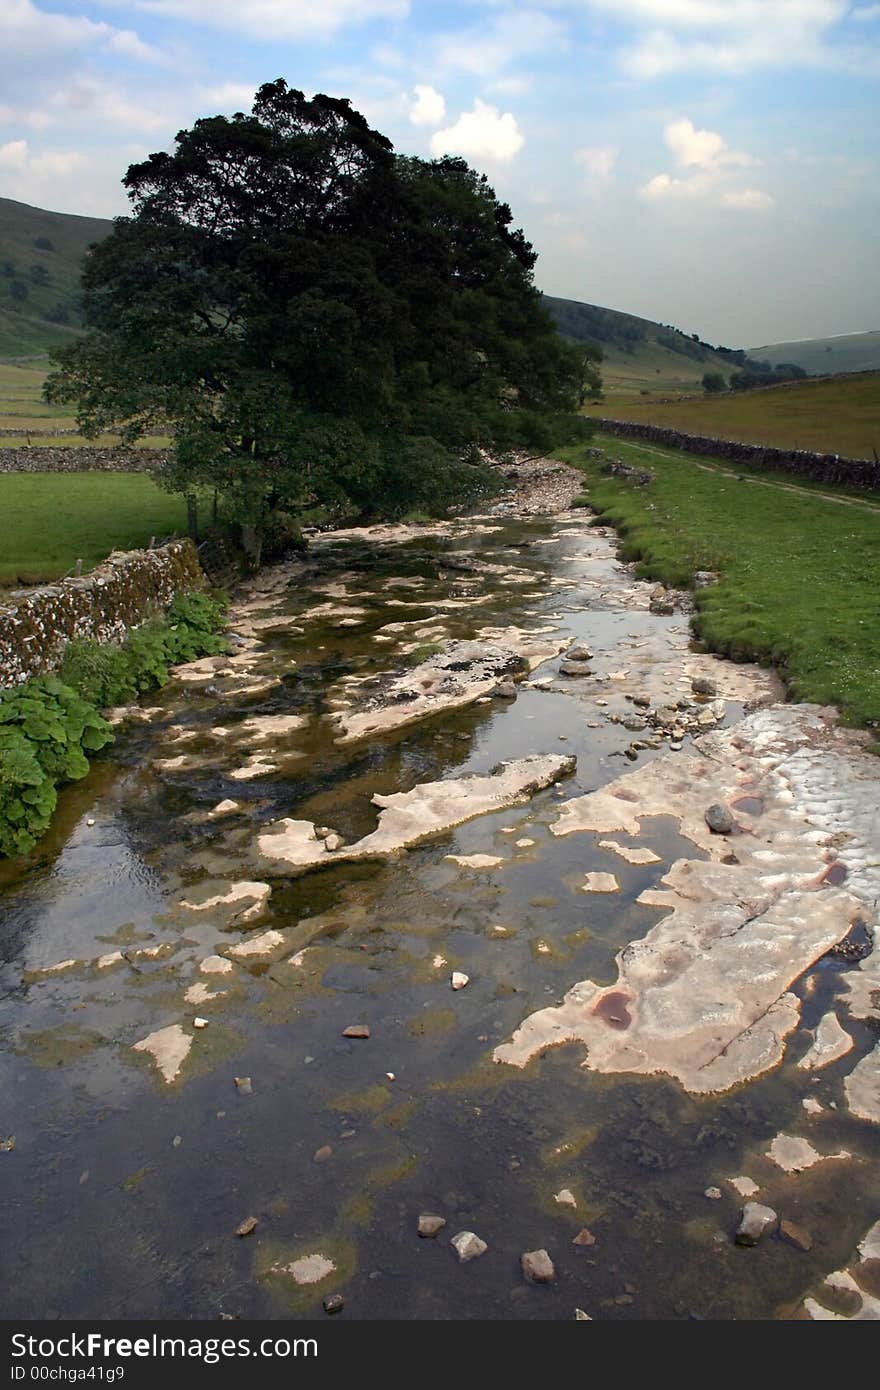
[1,472,878,1321]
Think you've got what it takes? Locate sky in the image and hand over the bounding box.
[1,1,879,346]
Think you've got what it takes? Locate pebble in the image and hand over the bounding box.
[495,680,517,699]
[418,1213,447,1238]
[324,833,343,852]
[705,803,735,835]
[323,1294,345,1315]
[554,1188,577,1208]
[235,1216,258,1238]
[574,1308,592,1320]
[779,1219,813,1252]
[451,972,469,991]
[691,676,718,696]
[451,1231,488,1263]
[86,818,96,827]
[704,1187,723,1201]
[313,1145,333,1163]
[572,1228,597,1247]
[521,1249,556,1284]
[234,1076,252,1094]
[342,1024,370,1039]
[735,1202,777,1246]
[193,1017,209,1030]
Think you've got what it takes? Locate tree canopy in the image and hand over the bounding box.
[46,81,593,561]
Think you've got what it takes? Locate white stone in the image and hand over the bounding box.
[132,1024,192,1084]
[228,929,286,960]
[729,1176,760,1198]
[274,1253,336,1286]
[451,1231,487,1263]
[579,872,620,893]
[200,955,233,975]
[180,880,271,922]
[451,972,469,991]
[798,1011,854,1070]
[554,1188,577,1208]
[598,839,662,865]
[445,853,504,869]
[193,1017,209,1030]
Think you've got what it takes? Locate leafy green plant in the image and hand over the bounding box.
[3,589,229,858]
[0,677,112,856]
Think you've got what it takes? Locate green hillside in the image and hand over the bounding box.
[543,294,737,397]
[748,330,880,377]
[0,197,112,358]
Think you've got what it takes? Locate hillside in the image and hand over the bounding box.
[543,294,737,396]
[748,330,880,377]
[581,369,880,459]
[0,197,112,358]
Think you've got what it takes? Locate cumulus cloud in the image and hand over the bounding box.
[200,82,258,113]
[640,116,771,208]
[409,85,445,126]
[131,0,408,40]
[664,117,752,169]
[0,137,89,209]
[430,100,524,163]
[575,144,618,182]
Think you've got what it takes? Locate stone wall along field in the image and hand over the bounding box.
[0,447,164,474]
[594,419,880,491]
[0,539,205,688]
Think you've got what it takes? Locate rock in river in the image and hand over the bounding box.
[705,803,735,835]
[735,1203,777,1246]
[522,1249,556,1284]
[451,1231,488,1263]
[418,1214,447,1238]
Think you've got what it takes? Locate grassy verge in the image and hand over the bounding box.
[557,436,880,732]
[0,472,207,586]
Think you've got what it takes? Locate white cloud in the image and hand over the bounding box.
[432,8,566,78]
[0,0,159,65]
[664,117,753,169]
[131,0,409,40]
[722,186,773,208]
[0,140,29,170]
[409,85,445,126]
[201,83,258,112]
[640,116,771,208]
[0,137,89,210]
[580,0,865,75]
[575,144,618,181]
[430,99,524,163]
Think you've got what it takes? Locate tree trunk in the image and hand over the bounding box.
[240,522,263,572]
[186,493,199,542]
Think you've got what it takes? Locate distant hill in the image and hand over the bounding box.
[543,294,737,396]
[748,331,880,377]
[0,197,112,358]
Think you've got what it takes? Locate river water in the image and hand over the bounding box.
[1,505,877,1320]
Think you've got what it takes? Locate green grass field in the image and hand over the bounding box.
[749,330,880,377]
[559,434,880,731]
[0,473,198,586]
[582,371,880,459]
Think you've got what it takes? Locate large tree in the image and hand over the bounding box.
[47,81,589,563]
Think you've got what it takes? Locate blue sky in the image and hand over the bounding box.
[1,1,878,344]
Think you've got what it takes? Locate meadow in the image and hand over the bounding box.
[561,433,880,731]
[0,473,197,586]
[581,371,880,459]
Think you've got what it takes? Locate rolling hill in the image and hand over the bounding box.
[543,294,739,397]
[0,197,111,358]
[748,330,880,377]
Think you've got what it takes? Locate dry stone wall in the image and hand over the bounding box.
[0,447,164,474]
[0,539,205,688]
[594,418,880,490]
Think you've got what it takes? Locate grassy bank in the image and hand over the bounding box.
[581,371,880,459]
[0,473,203,586]
[559,435,880,731]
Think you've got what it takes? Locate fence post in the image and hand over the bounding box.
[187,494,199,543]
